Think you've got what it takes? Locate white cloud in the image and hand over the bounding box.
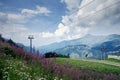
[0,24,28,34]
[0,23,28,42]
[59,0,120,37]
[80,0,93,7]
[0,4,51,46]
[11,32,59,47]
[0,12,5,16]
[70,27,89,39]
[0,11,29,24]
[0,12,28,34]
[38,23,69,38]
[21,5,51,15]
[39,22,89,41]
[61,0,80,11]
[7,13,27,24]
[8,14,24,20]
[0,12,7,24]
[40,32,54,38]
[55,23,69,37]
[39,0,119,44]
[0,0,120,47]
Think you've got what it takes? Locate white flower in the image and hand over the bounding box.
[39,77,46,80]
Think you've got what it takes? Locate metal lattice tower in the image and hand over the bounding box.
[28,35,34,53]
[100,46,107,60]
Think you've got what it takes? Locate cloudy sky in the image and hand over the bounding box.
[0,0,120,47]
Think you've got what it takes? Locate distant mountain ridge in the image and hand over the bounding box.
[16,43,30,52]
[38,34,120,54]
[55,44,93,57]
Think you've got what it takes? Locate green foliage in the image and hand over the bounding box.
[0,55,57,80]
[55,58,120,75]
[0,57,4,80]
[0,38,120,80]
[106,58,120,63]
[44,52,68,58]
[0,46,16,58]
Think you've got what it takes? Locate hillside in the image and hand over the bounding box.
[0,37,59,80]
[55,44,92,57]
[55,58,120,74]
[39,34,120,53]
[0,37,120,80]
[38,34,120,60]
[38,34,107,53]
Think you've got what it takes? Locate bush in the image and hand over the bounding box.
[0,56,5,80]
[44,52,68,58]
[44,52,57,58]
[0,46,16,58]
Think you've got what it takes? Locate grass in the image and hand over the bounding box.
[1,55,120,80]
[0,55,45,80]
[0,54,59,80]
[55,58,120,75]
[106,58,120,63]
[1,39,120,80]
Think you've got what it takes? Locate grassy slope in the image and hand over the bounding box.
[0,38,120,80]
[55,58,120,75]
[106,58,120,63]
[0,55,53,80]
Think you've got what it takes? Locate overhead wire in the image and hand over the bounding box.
[77,0,120,21]
[31,0,120,27]
[71,0,96,15]
[31,0,96,27]
[50,0,96,26]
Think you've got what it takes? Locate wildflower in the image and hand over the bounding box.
[28,78,31,80]
[39,77,46,80]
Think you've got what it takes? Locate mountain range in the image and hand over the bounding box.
[38,34,120,59]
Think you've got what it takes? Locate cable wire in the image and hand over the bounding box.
[78,0,120,21]
[70,0,96,16]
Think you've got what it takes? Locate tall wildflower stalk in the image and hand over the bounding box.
[0,39,120,80]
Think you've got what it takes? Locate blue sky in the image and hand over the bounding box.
[0,0,66,32]
[0,0,120,47]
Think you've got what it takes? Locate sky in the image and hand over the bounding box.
[0,0,120,47]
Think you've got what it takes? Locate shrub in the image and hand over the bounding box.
[0,46,16,58]
[44,52,57,58]
[44,52,68,58]
[0,60,4,80]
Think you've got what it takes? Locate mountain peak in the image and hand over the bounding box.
[107,34,120,39]
[86,34,92,36]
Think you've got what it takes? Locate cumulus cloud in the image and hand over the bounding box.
[7,13,27,24]
[61,0,81,12]
[0,12,29,37]
[59,0,120,36]
[0,5,51,26]
[0,12,7,24]
[21,5,51,15]
[0,12,29,25]
[0,5,51,36]
[12,32,60,47]
[40,32,54,38]
[0,24,27,34]
[55,23,69,37]
[0,23,28,42]
[77,0,120,27]
[39,23,69,38]
[39,0,120,42]
[1,0,120,46]
[0,4,52,46]
[0,12,5,15]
